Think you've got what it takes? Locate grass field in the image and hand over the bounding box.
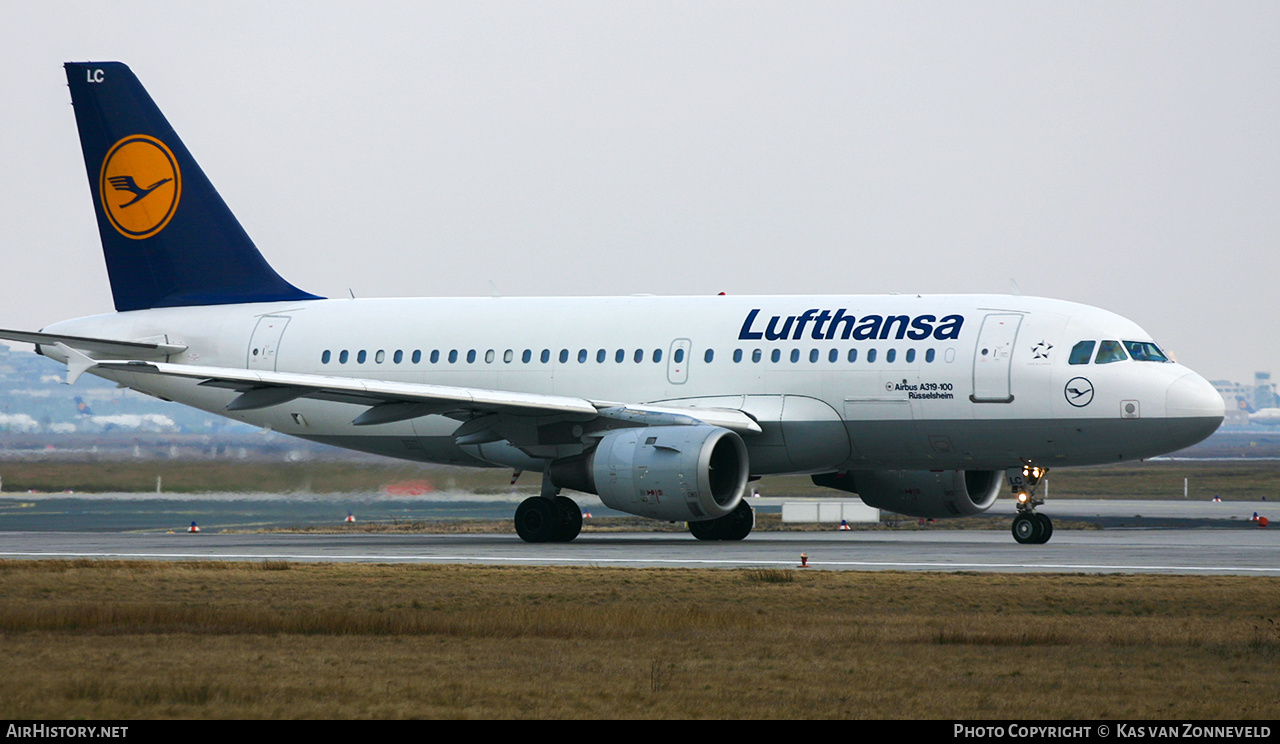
[0,560,1276,719]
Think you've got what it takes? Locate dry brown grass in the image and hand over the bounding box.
[0,560,1276,719]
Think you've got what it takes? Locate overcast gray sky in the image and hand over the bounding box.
[2,2,1277,384]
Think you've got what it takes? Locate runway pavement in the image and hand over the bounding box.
[0,497,1275,575]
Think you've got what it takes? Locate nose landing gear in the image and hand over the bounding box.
[1011,464,1053,544]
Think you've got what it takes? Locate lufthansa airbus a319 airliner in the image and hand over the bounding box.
[1,63,1224,544]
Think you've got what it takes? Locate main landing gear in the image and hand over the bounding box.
[514,478,583,543]
[688,501,755,541]
[1011,464,1053,545]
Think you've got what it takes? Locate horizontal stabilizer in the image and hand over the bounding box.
[0,328,187,358]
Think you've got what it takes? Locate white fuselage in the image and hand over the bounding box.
[1248,408,1280,426]
[41,293,1224,474]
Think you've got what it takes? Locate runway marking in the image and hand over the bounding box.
[2,550,1278,574]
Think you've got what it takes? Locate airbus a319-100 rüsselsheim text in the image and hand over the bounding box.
[0,63,1225,544]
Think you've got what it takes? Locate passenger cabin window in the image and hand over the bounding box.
[1069,341,1095,365]
[1094,340,1127,364]
[1124,341,1169,362]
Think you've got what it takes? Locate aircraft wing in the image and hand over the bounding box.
[89,360,762,443]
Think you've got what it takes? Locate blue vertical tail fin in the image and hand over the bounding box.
[64,62,321,312]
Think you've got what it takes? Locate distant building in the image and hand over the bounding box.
[1212,372,1276,427]
[1254,372,1277,410]
[1212,380,1249,427]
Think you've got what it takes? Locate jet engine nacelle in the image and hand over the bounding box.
[811,469,1003,519]
[548,425,749,522]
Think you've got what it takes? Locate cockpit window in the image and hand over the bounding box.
[1124,341,1169,362]
[1094,340,1128,364]
[1069,341,1095,365]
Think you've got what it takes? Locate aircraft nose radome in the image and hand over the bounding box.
[1167,373,1225,419]
[1165,373,1224,448]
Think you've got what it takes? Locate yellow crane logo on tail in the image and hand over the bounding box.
[98,135,181,239]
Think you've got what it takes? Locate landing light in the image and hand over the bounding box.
[1017,492,1029,504]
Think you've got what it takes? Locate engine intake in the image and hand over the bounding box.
[549,425,749,521]
[812,469,1003,519]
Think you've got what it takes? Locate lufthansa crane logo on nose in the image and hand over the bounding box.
[98,135,181,239]
[1065,377,1094,407]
